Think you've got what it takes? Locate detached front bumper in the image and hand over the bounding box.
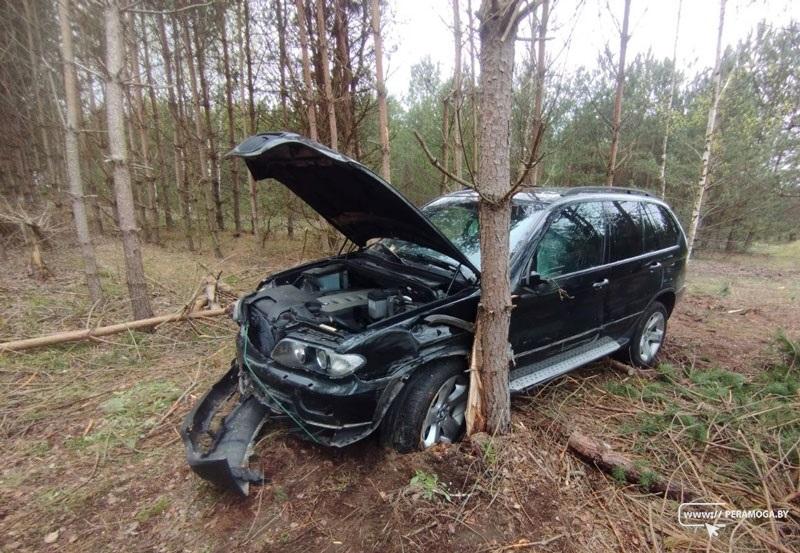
[180,364,269,496]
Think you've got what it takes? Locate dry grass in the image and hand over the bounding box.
[0,232,798,552]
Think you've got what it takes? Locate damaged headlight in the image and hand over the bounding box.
[270,338,365,379]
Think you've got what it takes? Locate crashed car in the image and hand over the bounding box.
[182,132,687,495]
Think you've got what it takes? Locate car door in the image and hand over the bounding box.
[603,200,664,340]
[510,201,608,366]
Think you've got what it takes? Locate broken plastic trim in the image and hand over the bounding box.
[180,364,269,496]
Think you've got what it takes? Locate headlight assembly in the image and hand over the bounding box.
[231,298,244,324]
[270,338,365,379]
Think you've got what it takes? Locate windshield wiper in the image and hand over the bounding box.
[369,242,407,265]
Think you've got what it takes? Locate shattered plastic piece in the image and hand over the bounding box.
[180,364,269,496]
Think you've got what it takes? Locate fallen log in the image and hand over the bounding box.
[568,430,699,502]
[605,357,660,379]
[0,307,229,353]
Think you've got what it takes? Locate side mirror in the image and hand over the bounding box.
[525,270,543,287]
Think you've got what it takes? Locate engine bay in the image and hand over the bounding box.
[245,260,449,354]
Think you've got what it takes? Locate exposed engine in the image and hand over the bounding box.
[246,262,435,354]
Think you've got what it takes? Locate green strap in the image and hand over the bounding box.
[240,323,323,444]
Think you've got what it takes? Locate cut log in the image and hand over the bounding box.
[568,430,699,501]
[0,307,229,353]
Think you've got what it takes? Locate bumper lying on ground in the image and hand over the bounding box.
[180,365,269,496]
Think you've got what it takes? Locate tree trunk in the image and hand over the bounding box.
[370,0,391,180]
[157,12,194,251]
[467,0,479,174]
[103,0,153,320]
[316,0,338,151]
[605,0,631,186]
[219,3,241,236]
[183,15,222,259]
[528,0,548,186]
[243,0,260,237]
[23,0,57,202]
[296,0,318,141]
[658,0,682,199]
[58,0,103,305]
[452,0,463,181]
[127,12,159,244]
[466,0,528,436]
[687,0,726,259]
[141,13,172,230]
[441,97,451,193]
[192,16,224,234]
[276,0,295,238]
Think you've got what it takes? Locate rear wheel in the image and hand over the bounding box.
[381,360,468,453]
[617,301,668,367]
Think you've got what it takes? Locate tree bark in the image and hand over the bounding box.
[58,0,103,305]
[687,0,726,259]
[370,0,391,180]
[605,0,631,186]
[658,0,682,199]
[316,0,338,151]
[103,0,153,320]
[219,3,241,235]
[157,12,194,251]
[466,0,530,436]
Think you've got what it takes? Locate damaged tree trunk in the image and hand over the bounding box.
[465,0,530,436]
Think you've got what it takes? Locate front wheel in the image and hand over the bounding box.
[381,360,468,453]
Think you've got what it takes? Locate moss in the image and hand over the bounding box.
[135,497,170,523]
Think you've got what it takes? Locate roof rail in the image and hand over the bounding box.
[561,186,656,198]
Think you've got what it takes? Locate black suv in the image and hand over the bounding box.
[182,134,687,495]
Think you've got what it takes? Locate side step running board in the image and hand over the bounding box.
[509,338,620,393]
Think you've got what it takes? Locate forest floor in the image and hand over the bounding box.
[1,230,799,553]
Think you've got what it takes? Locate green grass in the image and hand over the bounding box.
[65,379,181,452]
[135,497,171,523]
[409,470,450,501]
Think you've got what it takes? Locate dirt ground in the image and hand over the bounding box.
[1,230,798,552]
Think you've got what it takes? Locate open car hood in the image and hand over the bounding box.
[229,133,479,275]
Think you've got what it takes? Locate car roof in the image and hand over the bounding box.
[442,186,663,207]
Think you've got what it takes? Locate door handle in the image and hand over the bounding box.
[648,261,662,270]
[592,278,609,289]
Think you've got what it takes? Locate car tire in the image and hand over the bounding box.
[616,301,669,368]
[381,359,468,453]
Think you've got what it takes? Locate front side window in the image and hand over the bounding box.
[607,201,644,261]
[535,202,606,278]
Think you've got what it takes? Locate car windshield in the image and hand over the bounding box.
[372,197,545,270]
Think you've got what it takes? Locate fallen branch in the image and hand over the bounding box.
[567,430,699,502]
[606,357,660,379]
[0,307,229,353]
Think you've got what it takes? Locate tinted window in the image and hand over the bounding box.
[536,202,606,277]
[606,201,644,261]
[642,203,677,250]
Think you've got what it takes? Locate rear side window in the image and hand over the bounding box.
[643,203,679,250]
[535,202,605,277]
[606,201,644,261]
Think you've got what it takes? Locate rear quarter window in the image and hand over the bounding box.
[643,203,680,250]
